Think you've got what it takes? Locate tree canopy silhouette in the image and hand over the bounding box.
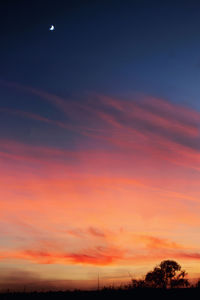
[145,260,189,288]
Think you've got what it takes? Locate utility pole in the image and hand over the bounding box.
[97,272,100,291]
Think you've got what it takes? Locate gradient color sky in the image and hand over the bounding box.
[0,0,200,291]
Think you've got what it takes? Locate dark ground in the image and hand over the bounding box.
[1,288,200,300]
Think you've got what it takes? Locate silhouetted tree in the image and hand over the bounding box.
[145,260,189,288]
[130,279,147,288]
[170,270,189,288]
[145,267,165,288]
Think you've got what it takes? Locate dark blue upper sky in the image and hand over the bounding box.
[1,0,200,147]
[1,0,200,105]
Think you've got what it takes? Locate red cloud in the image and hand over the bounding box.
[0,246,126,266]
[1,246,200,267]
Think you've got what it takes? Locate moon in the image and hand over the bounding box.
[49,25,55,31]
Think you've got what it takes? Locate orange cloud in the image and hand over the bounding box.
[136,235,182,250]
[88,227,106,238]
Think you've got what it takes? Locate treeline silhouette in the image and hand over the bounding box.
[2,260,200,299]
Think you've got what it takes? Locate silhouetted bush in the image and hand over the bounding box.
[143,260,189,288]
[126,260,190,289]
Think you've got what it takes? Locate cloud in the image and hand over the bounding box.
[1,81,200,173]
[67,246,125,265]
[1,244,200,268]
[136,235,182,250]
[0,245,126,266]
[177,252,200,260]
[88,227,106,238]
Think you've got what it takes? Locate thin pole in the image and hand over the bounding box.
[98,272,100,290]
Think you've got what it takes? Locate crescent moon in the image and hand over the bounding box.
[49,25,55,31]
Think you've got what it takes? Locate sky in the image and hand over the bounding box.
[0,0,200,291]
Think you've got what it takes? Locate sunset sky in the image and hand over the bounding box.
[0,0,200,291]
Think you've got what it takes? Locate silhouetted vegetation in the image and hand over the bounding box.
[145,260,189,288]
[123,260,190,289]
[1,260,200,299]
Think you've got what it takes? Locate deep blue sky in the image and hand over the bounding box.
[1,0,200,147]
[1,0,200,105]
